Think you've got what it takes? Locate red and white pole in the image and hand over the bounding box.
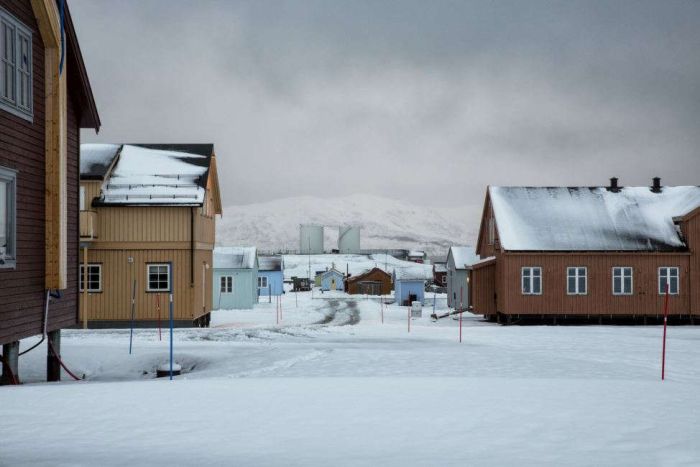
[662,283,670,381]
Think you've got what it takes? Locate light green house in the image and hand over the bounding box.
[213,247,258,310]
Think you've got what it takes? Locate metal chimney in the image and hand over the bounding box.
[651,177,662,193]
[608,177,620,192]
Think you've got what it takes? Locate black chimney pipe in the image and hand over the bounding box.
[651,177,661,193]
[608,177,619,192]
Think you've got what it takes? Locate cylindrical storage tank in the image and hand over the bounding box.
[300,224,324,254]
[338,226,360,254]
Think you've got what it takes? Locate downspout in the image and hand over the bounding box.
[190,207,195,287]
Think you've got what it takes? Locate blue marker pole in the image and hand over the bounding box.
[169,262,174,381]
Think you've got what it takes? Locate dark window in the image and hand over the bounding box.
[220,276,232,293]
[522,267,542,295]
[0,166,17,268]
[612,267,633,295]
[147,264,170,292]
[566,267,587,295]
[659,267,679,295]
[80,264,102,292]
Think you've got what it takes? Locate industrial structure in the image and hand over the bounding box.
[299,224,324,254]
[338,225,361,254]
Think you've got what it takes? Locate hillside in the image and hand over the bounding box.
[216,194,478,257]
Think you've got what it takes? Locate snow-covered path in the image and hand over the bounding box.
[2,293,700,466]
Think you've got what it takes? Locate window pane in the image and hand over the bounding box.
[613,276,621,294]
[533,268,541,277]
[623,276,632,294]
[578,268,586,276]
[578,276,586,294]
[670,276,678,294]
[660,276,667,295]
[523,269,531,278]
[533,276,541,294]
[670,268,678,278]
[568,277,576,293]
[523,277,530,294]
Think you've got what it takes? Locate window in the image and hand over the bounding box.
[0,166,17,268]
[147,264,171,292]
[0,8,32,120]
[80,186,86,211]
[521,267,542,295]
[80,264,102,292]
[566,267,587,295]
[220,276,233,294]
[612,267,633,295]
[659,267,679,295]
[258,276,268,288]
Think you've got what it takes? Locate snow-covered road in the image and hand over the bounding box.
[2,292,700,466]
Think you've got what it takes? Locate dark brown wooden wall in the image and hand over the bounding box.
[0,0,79,344]
[469,262,496,315]
[497,253,692,316]
[685,215,700,315]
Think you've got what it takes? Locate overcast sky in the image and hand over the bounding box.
[72,0,700,209]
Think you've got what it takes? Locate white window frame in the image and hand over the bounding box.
[566,267,587,295]
[612,267,633,296]
[258,276,268,288]
[658,267,679,295]
[521,267,542,295]
[79,264,102,292]
[220,275,233,294]
[0,7,32,121]
[0,166,17,268]
[147,263,171,292]
[80,186,86,211]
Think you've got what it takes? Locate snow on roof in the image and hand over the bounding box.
[80,144,120,179]
[489,186,700,251]
[321,268,344,278]
[433,263,447,273]
[99,145,209,206]
[393,267,431,281]
[259,256,283,272]
[408,250,425,257]
[448,246,479,270]
[214,247,257,269]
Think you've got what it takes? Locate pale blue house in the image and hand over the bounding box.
[213,247,258,310]
[393,268,427,306]
[320,268,345,291]
[257,256,284,298]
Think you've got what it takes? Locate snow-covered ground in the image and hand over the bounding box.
[2,291,699,466]
[282,253,434,280]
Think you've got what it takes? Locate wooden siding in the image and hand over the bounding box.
[81,180,101,207]
[194,206,215,247]
[346,268,392,295]
[469,261,496,315]
[79,248,213,323]
[0,0,80,344]
[498,253,692,316]
[476,194,499,258]
[95,206,191,243]
[685,215,700,315]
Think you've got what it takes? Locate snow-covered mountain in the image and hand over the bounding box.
[216,194,479,258]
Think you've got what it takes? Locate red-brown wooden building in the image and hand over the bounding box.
[469,179,700,324]
[346,267,392,295]
[0,0,99,383]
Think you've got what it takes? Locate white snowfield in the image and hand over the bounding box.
[282,253,434,281]
[2,291,700,466]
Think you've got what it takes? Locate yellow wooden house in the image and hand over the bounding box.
[79,144,222,327]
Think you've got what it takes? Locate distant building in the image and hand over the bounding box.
[258,256,284,298]
[407,250,426,263]
[393,269,427,306]
[346,268,392,295]
[292,277,311,292]
[214,247,258,310]
[314,270,325,287]
[433,263,448,287]
[320,268,345,291]
[446,247,479,309]
[470,179,700,324]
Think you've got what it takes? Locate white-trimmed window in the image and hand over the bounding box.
[566,267,587,295]
[612,267,633,295]
[658,267,679,295]
[258,276,268,288]
[220,276,233,294]
[0,8,32,120]
[521,267,542,295]
[147,264,171,292]
[80,186,86,211]
[0,166,17,268]
[80,264,102,292]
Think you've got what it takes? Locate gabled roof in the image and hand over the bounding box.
[259,256,283,272]
[321,268,344,278]
[214,247,257,269]
[64,1,100,131]
[393,267,430,281]
[447,246,479,270]
[489,185,700,252]
[81,144,222,210]
[80,144,120,179]
[347,267,391,283]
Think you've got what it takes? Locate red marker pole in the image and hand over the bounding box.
[662,283,670,381]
